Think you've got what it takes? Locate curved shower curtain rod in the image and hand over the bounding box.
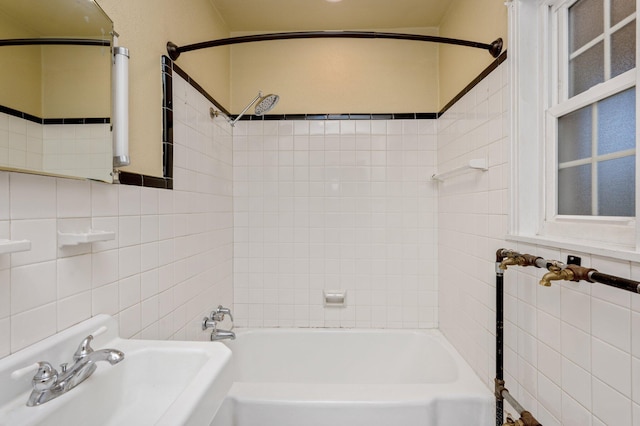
[166,31,503,61]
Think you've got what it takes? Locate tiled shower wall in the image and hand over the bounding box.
[0,73,233,359]
[233,119,438,328]
[438,60,640,425]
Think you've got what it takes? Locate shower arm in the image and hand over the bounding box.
[228,92,263,127]
[167,31,503,61]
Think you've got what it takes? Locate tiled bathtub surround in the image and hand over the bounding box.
[438,60,640,425]
[232,119,438,328]
[0,73,233,359]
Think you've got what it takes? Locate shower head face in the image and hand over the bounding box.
[254,94,279,116]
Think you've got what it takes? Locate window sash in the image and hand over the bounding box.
[541,0,639,248]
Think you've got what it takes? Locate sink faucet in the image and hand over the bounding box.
[27,335,124,407]
[202,305,235,341]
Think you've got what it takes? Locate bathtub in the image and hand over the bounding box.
[211,328,493,426]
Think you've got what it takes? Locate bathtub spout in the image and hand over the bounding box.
[210,328,235,341]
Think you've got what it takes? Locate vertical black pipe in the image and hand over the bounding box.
[495,265,504,426]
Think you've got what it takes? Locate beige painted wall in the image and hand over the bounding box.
[97,0,231,177]
[41,45,111,118]
[230,28,440,114]
[438,0,508,109]
[0,11,42,117]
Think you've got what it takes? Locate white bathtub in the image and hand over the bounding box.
[211,328,493,426]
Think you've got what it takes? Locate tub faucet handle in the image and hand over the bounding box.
[214,305,233,322]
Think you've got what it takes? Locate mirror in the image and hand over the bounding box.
[0,0,114,182]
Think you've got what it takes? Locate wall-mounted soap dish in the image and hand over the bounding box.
[58,230,115,248]
[0,239,31,255]
[323,290,347,307]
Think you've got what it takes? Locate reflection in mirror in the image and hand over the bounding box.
[0,0,114,182]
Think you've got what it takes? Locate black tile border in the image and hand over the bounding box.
[238,112,439,121]
[118,171,173,189]
[0,104,109,125]
[118,50,508,191]
[43,117,110,125]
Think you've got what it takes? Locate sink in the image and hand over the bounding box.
[0,315,233,426]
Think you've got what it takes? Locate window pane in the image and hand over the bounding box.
[611,21,636,78]
[611,0,635,26]
[569,0,604,52]
[598,88,636,155]
[569,42,605,97]
[558,105,593,162]
[598,156,635,216]
[558,164,593,215]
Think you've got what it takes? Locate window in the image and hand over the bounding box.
[509,0,640,255]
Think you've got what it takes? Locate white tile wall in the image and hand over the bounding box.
[232,118,438,328]
[0,73,233,359]
[42,123,112,182]
[0,113,111,182]
[0,113,112,181]
[438,59,640,425]
[0,113,42,171]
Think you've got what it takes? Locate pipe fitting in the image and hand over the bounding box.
[503,414,524,426]
[498,253,543,271]
[503,411,542,426]
[565,264,597,282]
[519,411,543,426]
[495,378,506,400]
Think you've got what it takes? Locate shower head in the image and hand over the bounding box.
[229,91,280,127]
[255,93,279,116]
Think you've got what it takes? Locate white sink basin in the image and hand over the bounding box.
[0,315,233,426]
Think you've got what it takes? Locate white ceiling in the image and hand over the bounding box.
[210,0,453,32]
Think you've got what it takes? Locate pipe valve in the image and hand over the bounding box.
[504,413,524,426]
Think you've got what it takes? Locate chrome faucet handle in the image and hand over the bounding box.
[215,305,234,323]
[202,316,218,331]
[32,362,58,392]
[73,335,95,362]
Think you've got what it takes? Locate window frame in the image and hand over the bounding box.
[508,0,640,258]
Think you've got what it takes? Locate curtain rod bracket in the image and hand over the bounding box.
[489,38,503,58]
[167,41,180,61]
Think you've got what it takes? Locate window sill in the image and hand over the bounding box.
[505,233,640,263]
